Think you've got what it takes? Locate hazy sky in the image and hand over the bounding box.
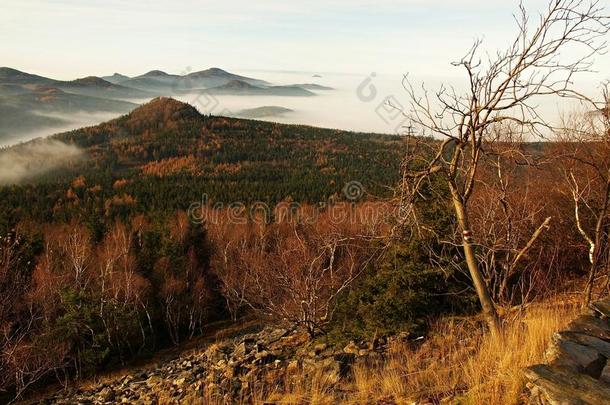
[2,0,608,81]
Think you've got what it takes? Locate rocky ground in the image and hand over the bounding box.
[35,299,610,405]
[41,327,397,404]
[524,298,610,404]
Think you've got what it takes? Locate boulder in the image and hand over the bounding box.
[590,300,610,319]
[524,364,610,405]
[567,315,610,341]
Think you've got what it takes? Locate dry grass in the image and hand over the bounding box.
[252,297,581,405]
[21,299,580,405]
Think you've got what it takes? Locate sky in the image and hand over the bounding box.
[2,0,608,81]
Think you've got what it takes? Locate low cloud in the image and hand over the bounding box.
[0,139,83,185]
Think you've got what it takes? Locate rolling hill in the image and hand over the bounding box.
[0,97,404,225]
[0,67,57,86]
[117,68,270,94]
[293,83,334,90]
[0,87,138,143]
[206,80,315,96]
[235,105,294,118]
[58,76,154,99]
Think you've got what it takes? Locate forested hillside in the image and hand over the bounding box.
[0,97,404,233]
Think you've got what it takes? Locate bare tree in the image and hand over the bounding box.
[560,83,610,304]
[471,130,552,305]
[398,0,609,333]
[212,206,383,337]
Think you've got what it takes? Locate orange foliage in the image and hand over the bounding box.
[71,175,86,188]
[112,179,132,190]
[141,155,202,177]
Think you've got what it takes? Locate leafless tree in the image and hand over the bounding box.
[398,0,609,333]
[471,129,553,305]
[560,83,610,304]
[212,207,383,337]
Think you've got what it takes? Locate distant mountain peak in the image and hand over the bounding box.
[108,73,130,80]
[0,67,51,83]
[141,70,170,77]
[186,67,230,78]
[0,67,24,77]
[70,76,114,87]
[205,67,227,74]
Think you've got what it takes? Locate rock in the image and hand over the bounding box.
[234,338,255,358]
[254,350,276,365]
[98,387,115,402]
[555,331,610,358]
[547,339,606,378]
[591,299,610,319]
[567,315,610,341]
[266,328,289,342]
[524,364,610,405]
[37,325,380,405]
[272,331,309,351]
[343,341,359,355]
[601,364,610,385]
[146,375,162,387]
[314,343,327,354]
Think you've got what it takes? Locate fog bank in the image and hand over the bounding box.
[0,139,83,184]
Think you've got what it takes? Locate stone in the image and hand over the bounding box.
[271,331,309,351]
[601,364,610,385]
[98,387,115,402]
[343,341,359,355]
[591,299,610,319]
[314,343,327,354]
[524,364,610,405]
[234,338,255,358]
[547,339,606,378]
[254,350,276,365]
[567,315,610,341]
[556,331,610,357]
[146,375,162,387]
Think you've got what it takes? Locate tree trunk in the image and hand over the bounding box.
[451,193,501,335]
